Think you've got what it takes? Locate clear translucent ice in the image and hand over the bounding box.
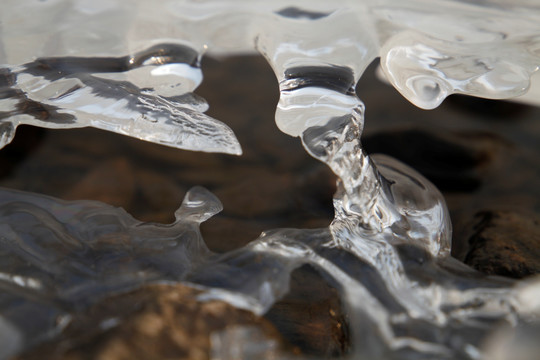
[1,0,540,359]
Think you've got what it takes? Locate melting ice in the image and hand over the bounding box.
[1,0,540,359]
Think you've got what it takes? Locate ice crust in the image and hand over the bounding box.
[1,0,540,359]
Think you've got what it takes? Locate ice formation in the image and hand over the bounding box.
[1,0,540,359]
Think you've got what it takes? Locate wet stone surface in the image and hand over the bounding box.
[464,210,540,278]
[16,284,285,360]
[1,56,539,358]
[265,265,350,358]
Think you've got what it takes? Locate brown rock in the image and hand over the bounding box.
[265,265,350,358]
[133,170,186,223]
[200,216,268,252]
[464,211,540,278]
[17,284,285,360]
[63,157,135,208]
[214,169,295,218]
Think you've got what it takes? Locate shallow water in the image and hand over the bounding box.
[1,1,540,359]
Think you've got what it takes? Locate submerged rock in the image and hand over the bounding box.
[265,265,350,358]
[16,284,285,360]
[465,211,540,278]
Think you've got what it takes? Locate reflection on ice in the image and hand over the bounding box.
[0,48,241,154]
[0,186,218,358]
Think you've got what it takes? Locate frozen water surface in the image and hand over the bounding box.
[1,0,540,359]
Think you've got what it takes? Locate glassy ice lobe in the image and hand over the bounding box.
[260,81,536,359]
[259,7,451,254]
[0,2,540,360]
[375,2,540,110]
[249,8,540,359]
[0,186,221,359]
[0,44,241,155]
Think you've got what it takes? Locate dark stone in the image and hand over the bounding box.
[265,265,350,358]
[464,211,540,278]
[0,125,45,178]
[447,95,533,120]
[363,128,509,192]
[63,157,136,208]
